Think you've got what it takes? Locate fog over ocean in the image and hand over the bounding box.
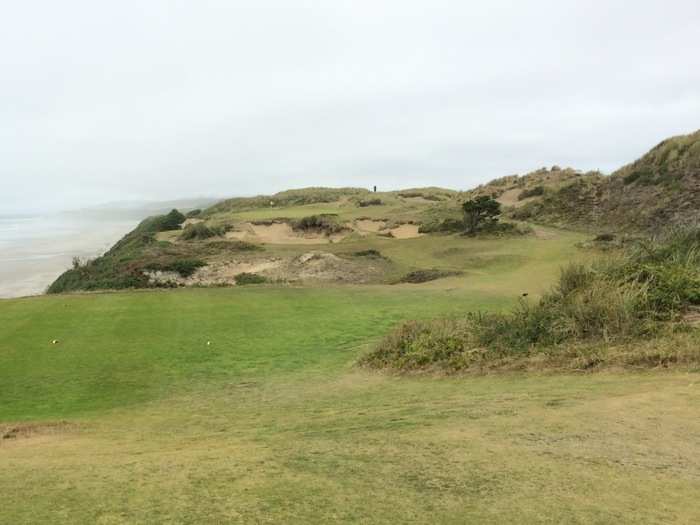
[0,213,138,298]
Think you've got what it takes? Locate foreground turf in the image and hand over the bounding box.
[1,234,699,523]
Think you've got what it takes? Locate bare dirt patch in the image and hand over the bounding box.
[496,188,532,208]
[532,226,558,240]
[1,421,77,444]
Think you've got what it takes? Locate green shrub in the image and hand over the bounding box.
[185,209,202,218]
[151,209,186,231]
[235,272,267,285]
[462,196,501,235]
[180,223,228,241]
[144,259,206,277]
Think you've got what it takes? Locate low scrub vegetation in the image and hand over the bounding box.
[203,240,262,252]
[47,218,162,293]
[180,222,228,241]
[292,214,345,235]
[235,272,267,285]
[151,209,186,232]
[363,229,700,372]
[397,269,462,284]
[357,198,383,207]
[518,185,545,200]
[353,249,386,259]
[144,259,206,278]
[418,218,464,234]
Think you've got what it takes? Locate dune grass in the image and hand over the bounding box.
[362,229,700,373]
[2,231,699,523]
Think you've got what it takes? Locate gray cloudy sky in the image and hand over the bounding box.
[2,0,699,213]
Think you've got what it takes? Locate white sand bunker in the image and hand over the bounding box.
[354,219,387,234]
[380,224,423,239]
[226,222,346,245]
[145,259,283,286]
[181,218,204,228]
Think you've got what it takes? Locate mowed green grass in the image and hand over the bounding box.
[1,234,699,523]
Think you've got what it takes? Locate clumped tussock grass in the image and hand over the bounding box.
[362,229,700,372]
[292,214,346,235]
[205,187,370,215]
[357,198,383,207]
[179,223,228,241]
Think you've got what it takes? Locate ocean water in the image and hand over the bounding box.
[0,213,137,298]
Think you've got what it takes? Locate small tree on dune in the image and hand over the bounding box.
[462,196,501,235]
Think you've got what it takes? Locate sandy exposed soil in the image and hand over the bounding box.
[496,188,535,208]
[381,224,423,239]
[181,218,204,228]
[226,222,346,245]
[145,258,283,286]
[144,250,389,286]
[354,219,387,235]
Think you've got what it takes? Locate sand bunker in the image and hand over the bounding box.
[226,222,346,245]
[145,259,283,286]
[381,224,423,239]
[354,219,387,235]
[181,218,204,228]
[145,250,389,287]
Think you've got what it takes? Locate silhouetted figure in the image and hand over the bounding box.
[373,185,377,192]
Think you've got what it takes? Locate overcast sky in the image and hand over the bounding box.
[2,0,699,213]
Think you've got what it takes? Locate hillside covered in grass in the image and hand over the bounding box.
[46,130,700,294]
[507,130,700,231]
[46,186,491,293]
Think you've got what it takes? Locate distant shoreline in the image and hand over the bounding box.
[0,214,138,299]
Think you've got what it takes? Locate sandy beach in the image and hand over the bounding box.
[0,214,138,299]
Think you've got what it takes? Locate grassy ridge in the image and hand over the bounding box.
[512,130,700,231]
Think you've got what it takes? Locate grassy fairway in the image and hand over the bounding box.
[1,234,699,523]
